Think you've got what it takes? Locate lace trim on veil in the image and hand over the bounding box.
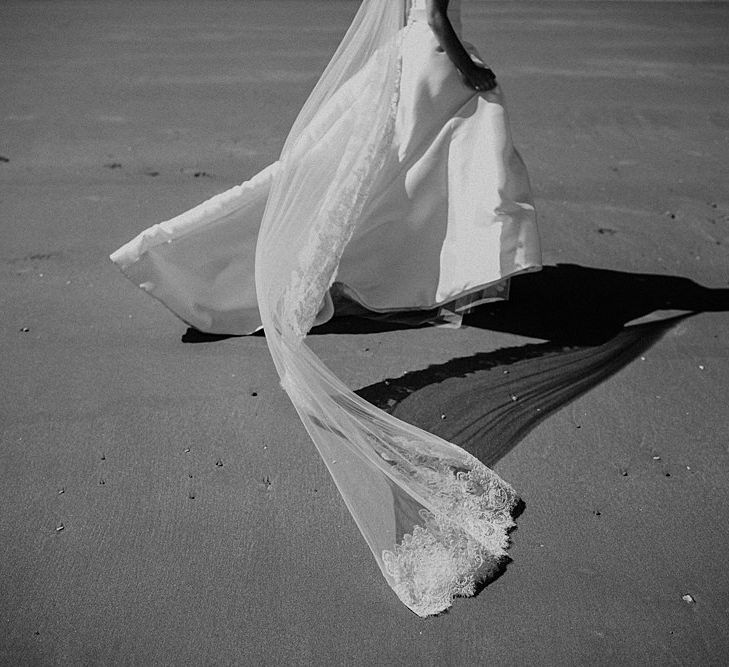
[381,438,518,617]
[280,32,407,339]
[382,468,517,616]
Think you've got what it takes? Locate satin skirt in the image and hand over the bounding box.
[110,19,541,334]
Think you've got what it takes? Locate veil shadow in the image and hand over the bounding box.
[331,262,729,465]
[355,315,685,467]
[327,262,729,466]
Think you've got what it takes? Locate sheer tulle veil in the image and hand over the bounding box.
[255,0,519,617]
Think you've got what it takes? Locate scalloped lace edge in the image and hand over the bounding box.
[382,470,518,618]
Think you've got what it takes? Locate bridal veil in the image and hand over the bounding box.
[255,0,519,616]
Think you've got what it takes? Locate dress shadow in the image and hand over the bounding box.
[314,263,729,342]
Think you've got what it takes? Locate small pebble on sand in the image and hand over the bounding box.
[682,594,695,604]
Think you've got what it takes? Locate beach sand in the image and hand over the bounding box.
[1,1,728,663]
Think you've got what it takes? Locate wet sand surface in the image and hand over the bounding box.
[2,1,728,663]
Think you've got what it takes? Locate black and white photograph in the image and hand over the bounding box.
[2,0,728,663]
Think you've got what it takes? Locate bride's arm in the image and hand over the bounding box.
[426,0,497,91]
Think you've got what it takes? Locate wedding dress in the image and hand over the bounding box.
[111,0,541,616]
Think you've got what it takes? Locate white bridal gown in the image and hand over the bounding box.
[111,0,542,616]
[111,0,540,334]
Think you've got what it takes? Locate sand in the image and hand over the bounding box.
[1,1,728,663]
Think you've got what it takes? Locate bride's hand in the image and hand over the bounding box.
[462,65,497,92]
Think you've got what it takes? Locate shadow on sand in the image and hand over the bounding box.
[357,315,684,468]
[184,263,729,469]
[353,263,729,466]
